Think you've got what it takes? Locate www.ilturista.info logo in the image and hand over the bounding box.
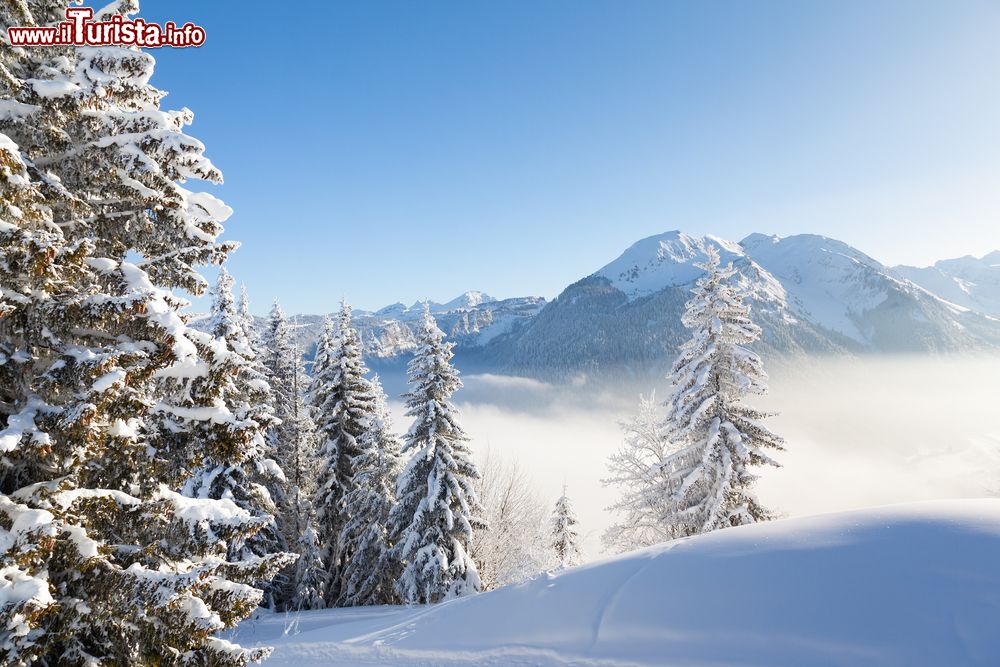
[7,7,205,48]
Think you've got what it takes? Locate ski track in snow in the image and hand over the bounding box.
[243,500,1000,667]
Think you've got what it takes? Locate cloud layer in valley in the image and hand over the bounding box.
[386,355,1000,560]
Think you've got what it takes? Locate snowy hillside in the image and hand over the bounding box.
[237,500,1000,666]
[895,251,1000,317]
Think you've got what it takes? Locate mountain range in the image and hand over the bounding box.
[272,231,1000,383]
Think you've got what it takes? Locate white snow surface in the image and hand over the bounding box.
[238,499,1000,666]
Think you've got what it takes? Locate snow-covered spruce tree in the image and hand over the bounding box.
[260,302,316,609]
[658,246,784,535]
[308,301,377,605]
[602,392,677,551]
[0,2,290,663]
[550,486,581,569]
[389,306,485,604]
[237,283,270,386]
[236,283,290,561]
[337,375,402,606]
[473,449,550,591]
[180,269,287,575]
[237,284,289,551]
[290,518,326,612]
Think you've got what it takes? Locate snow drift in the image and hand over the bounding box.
[239,500,1000,666]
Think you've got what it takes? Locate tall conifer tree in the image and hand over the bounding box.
[604,247,785,548]
[659,247,784,533]
[390,307,484,604]
[337,375,402,607]
[260,302,315,608]
[309,302,376,604]
[0,2,290,662]
[181,270,288,595]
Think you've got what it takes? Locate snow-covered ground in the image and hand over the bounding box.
[236,500,1000,666]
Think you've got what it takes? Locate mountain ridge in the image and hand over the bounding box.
[893,250,1000,317]
[258,231,1000,382]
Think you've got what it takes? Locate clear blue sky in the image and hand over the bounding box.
[135,1,1000,314]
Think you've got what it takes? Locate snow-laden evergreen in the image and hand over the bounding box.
[660,246,784,533]
[181,270,288,581]
[389,306,485,604]
[290,511,327,612]
[0,2,289,662]
[260,302,317,609]
[308,301,377,605]
[604,248,785,548]
[550,487,581,569]
[605,248,784,547]
[236,283,288,561]
[262,303,315,495]
[234,282,290,566]
[336,375,403,606]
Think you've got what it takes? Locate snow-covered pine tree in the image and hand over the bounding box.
[290,506,327,612]
[659,246,784,535]
[237,282,267,386]
[238,284,257,344]
[389,306,485,604]
[180,269,287,575]
[260,302,316,608]
[550,486,581,569]
[602,392,677,551]
[337,375,402,607]
[235,282,290,565]
[0,2,290,662]
[308,301,377,605]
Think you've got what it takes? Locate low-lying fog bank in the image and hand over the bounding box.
[390,354,1000,559]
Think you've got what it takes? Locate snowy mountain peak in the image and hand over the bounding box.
[738,232,781,251]
[577,230,998,354]
[595,231,744,299]
[372,302,408,318]
[440,290,496,311]
[396,291,498,314]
